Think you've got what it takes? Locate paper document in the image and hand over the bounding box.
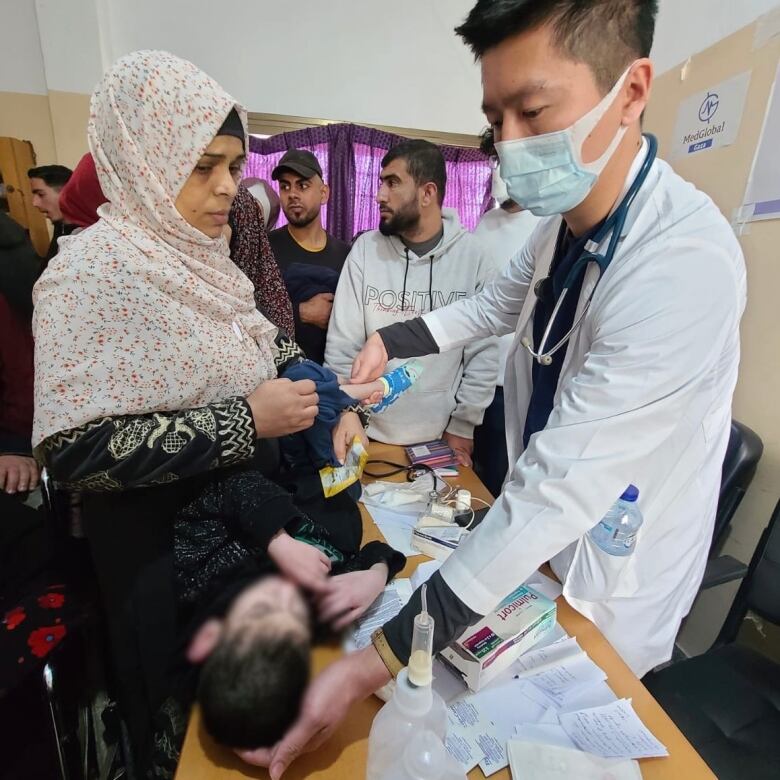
[508,741,642,780]
[512,636,581,677]
[559,680,618,713]
[444,677,553,775]
[446,699,484,773]
[410,558,442,589]
[524,652,608,708]
[559,699,668,759]
[515,722,577,750]
[365,505,418,556]
[344,579,412,651]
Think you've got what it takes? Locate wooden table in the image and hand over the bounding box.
[176,442,715,779]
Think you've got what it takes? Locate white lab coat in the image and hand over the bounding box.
[424,142,746,676]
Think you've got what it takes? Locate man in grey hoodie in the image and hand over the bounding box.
[325,140,498,464]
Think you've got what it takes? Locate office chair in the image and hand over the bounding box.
[699,420,763,590]
[644,497,780,780]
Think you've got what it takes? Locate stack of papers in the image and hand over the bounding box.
[364,504,419,556]
[507,741,642,780]
[443,635,667,775]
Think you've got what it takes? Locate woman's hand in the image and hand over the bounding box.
[267,530,331,593]
[0,455,40,494]
[316,563,388,630]
[246,378,318,438]
[332,411,368,464]
[351,332,389,383]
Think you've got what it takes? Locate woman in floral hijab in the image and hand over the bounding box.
[31,50,363,767]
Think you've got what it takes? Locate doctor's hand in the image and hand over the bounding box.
[443,432,474,468]
[351,332,389,383]
[246,378,318,437]
[236,645,391,778]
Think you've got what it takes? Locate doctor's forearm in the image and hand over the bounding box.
[378,318,440,359]
[377,571,483,668]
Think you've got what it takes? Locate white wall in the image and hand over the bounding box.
[652,0,780,73]
[5,0,780,132]
[0,0,47,93]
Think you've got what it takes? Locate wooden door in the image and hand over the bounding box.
[0,137,51,257]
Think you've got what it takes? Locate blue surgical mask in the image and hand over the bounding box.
[495,66,632,216]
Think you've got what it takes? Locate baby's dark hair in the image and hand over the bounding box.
[197,627,311,748]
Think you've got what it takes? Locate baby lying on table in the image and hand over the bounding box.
[171,467,405,756]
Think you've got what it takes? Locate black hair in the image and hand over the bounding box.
[198,629,310,749]
[479,126,496,158]
[455,0,658,93]
[381,139,447,206]
[27,165,73,189]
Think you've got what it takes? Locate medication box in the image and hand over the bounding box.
[439,584,557,691]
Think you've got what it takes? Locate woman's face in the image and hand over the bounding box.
[175,135,246,238]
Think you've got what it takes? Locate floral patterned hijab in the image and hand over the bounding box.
[32,50,277,445]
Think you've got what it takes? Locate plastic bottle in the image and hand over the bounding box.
[378,729,467,780]
[366,586,447,780]
[589,485,643,556]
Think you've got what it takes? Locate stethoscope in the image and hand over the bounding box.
[521,133,658,366]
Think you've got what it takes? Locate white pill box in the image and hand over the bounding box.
[439,584,557,691]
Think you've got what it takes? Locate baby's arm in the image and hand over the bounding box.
[338,377,386,401]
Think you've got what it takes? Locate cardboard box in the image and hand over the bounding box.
[439,584,557,691]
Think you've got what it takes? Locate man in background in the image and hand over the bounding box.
[325,139,498,462]
[28,164,73,266]
[472,128,540,495]
[269,150,349,363]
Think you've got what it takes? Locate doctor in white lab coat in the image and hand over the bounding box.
[242,2,746,774]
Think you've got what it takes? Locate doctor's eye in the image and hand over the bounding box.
[523,107,545,120]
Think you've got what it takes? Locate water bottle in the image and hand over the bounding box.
[589,485,643,556]
[378,729,467,780]
[366,586,448,780]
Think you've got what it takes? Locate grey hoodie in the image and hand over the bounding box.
[325,209,499,444]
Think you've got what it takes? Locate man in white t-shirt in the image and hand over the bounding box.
[472,155,540,495]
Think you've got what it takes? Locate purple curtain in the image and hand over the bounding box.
[247,123,491,243]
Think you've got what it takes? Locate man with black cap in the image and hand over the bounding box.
[269,150,349,363]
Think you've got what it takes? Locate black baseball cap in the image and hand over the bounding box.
[271,149,323,181]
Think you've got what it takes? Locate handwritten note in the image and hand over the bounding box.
[559,699,668,759]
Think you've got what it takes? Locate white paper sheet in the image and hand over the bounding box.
[365,505,419,556]
[524,652,608,708]
[344,579,412,651]
[559,680,618,713]
[445,699,484,772]
[515,722,577,750]
[444,677,552,775]
[559,699,668,759]
[512,636,581,677]
[410,558,442,589]
[508,741,642,780]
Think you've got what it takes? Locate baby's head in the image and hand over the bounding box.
[189,575,313,748]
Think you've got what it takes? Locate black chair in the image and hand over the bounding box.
[700,420,763,590]
[644,497,780,780]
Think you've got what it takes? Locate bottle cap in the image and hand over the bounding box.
[621,485,639,502]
